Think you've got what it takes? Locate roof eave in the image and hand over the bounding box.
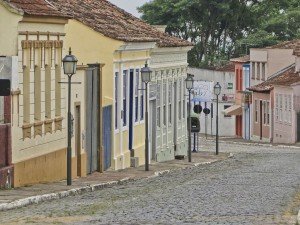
[0,0,24,16]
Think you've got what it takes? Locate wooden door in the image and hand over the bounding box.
[103,106,112,170]
[86,66,100,174]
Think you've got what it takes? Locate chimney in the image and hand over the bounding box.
[153,25,167,33]
[293,41,300,72]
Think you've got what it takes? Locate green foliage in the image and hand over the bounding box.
[138,0,300,68]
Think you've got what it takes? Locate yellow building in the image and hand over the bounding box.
[0,0,192,187]
[51,0,192,172]
[0,0,79,187]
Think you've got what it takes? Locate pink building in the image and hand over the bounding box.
[249,43,300,143]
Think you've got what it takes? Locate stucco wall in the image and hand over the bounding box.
[188,67,236,137]
[12,20,67,164]
[0,4,22,56]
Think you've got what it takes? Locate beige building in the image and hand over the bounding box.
[0,0,192,187]
[250,40,298,87]
[248,40,300,143]
[0,0,74,187]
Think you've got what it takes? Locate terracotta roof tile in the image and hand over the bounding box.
[48,0,193,47]
[214,62,235,72]
[248,65,300,92]
[3,0,65,17]
[266,39,300,49]
[293,42,300,56]
[230,55,250,63]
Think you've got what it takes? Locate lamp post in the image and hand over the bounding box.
[141,63,152,171]
[62,48,78,185]
[213,82,221,155]
[185,74,194,162]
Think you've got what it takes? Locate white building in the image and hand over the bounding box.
[188,66,236,137]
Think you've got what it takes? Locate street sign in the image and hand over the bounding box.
[194,104,202,114]
[192,81,213,102]
[0,79,11,96]
[203,108,210,115]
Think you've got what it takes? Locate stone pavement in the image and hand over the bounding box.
[199,134,300,148]
[0,151,229,211]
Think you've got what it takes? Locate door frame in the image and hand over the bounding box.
[149,99,157,160]
[297,113,300,142]
[260,100,263,140]
[74,102,81,177]
[129,69,134,150]
[173,81,178,152]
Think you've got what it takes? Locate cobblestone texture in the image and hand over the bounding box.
[0,141,299,225]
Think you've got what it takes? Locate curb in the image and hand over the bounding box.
[0,178,132,211]
[202,138,300,149]
[0,154,232,211]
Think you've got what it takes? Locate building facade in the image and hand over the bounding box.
[188,66,236,137]
[228,56,251,139]
[0,0,193,187]
[0,0,75,187]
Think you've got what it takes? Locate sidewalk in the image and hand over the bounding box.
[0,151,230,211]
[199,134,300,149]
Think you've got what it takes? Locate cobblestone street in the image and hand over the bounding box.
[0,141,300,225]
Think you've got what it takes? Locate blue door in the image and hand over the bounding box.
[103,105,112,170]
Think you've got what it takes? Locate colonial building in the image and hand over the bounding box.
[188,64,236,137]
[50,0,193,169]
[0,0,193,187]
[0,0,74,187]
[228,55,251,139]
[248,41,300,143]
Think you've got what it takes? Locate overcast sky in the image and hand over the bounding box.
[108,0,151,18]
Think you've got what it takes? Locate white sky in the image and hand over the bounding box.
[108,0,151,18]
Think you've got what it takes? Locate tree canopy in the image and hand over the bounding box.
[138,0,300,68]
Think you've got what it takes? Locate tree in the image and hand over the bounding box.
[138,0,300,68]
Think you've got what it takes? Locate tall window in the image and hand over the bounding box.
[267,102,270,125]
[23,48,30,123]
[262,63,266,80]
[178,80,182,120]
[275,94,279,121]
[256,62,260,80]
[163,81,167,126]
[55,47,62,117]
[284,95,288,123]
[45,47,52,119]
[115,72,118,129]
[168,82,172,125]
[157,82,161,127]
[279,94,283,122]
[140,79,144,121]
[34,46,41,121]
[263,101,270,125]
[255,100,258,122]
[251,62,255,79]
[123,70,127,126]
[288,95,292,123]
[135,69,139,122]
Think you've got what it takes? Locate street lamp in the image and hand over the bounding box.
[62,47,78,186]
[141,62,152,171]
[185,74,194,162]
[213,82,221,155]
